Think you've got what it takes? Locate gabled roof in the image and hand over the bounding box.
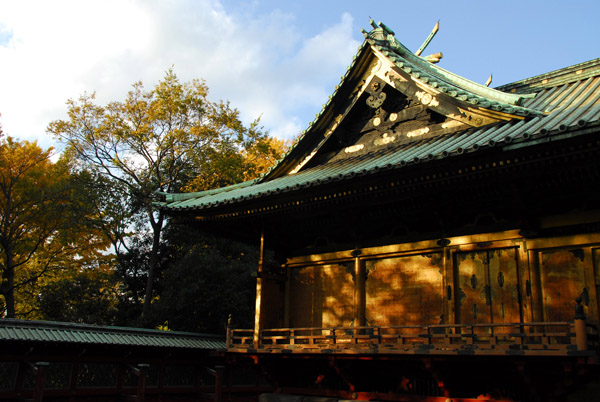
[259,21,542,181]
[0,318,225,349]
[158,21,600,217]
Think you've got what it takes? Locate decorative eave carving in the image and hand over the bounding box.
[263,21,542,180]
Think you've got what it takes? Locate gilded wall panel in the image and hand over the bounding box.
[540,249,586,322]
[261,279,284,329]
[456,248,520,329]
[365,253,444,327]
[289,264,354,328]
[289,266,318,328]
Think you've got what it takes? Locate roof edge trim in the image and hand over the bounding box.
[158,179,259,203]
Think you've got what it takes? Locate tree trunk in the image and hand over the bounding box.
[3,250,16,318]
[141,211,164,321]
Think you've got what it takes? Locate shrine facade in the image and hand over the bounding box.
[159,20,600,401]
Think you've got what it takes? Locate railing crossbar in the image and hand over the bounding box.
[227,321,595,355]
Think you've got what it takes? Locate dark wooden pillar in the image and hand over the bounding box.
[226,365,232,402]
[528,249,544,323]
[15,361,26,399]
[353,250,366,328]
[215,366,225,402]
[128,364,148,402]
[137,364,148,402]
[158,363,165,399]
[32,362,49,402]
[253,228,265,346]
[283,264,291,328]
[68,361,79,402]
[517,242,532,323]
[443,247,454,325]
[574,299,588,351]
[117,364,125,395]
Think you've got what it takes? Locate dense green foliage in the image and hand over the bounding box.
[38,270,119,325]
[151,227,259,333]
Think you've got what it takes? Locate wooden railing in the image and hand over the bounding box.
[227,321,599,356]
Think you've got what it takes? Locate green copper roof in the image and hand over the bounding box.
[158,178,259,204]
[497,58,600,94]
[161,69,600,215]
[0,319,225,349]
[257,20,542,181]
[365,22,536,111]
[159,21,600,217]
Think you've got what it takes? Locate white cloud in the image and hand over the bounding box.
[0,0,359,148]
[0,1,156,146]
[199,10,360,139]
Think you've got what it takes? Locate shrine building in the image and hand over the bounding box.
[158,20,600,402]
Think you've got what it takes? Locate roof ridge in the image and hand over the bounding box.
[496,58,600,93]
[0,318,222,339]
[365,25,540,116]
[368,27,530,107]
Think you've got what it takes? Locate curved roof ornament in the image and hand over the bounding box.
[366,22,537,107]
[415,21,439,57]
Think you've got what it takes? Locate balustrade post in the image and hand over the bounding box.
[137,364,148,402]
[467,326,474,345]
[32,362,49,402]
[517,324,525,347]
[575,298,588,351]
[127,364,148,402]
[226,314,233,348]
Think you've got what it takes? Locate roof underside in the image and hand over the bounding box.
[159,22,600,215]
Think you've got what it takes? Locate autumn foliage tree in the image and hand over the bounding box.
[0,138,58,316]
[49,69,286,321]
[0,137,108,317]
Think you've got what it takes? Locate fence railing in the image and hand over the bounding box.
[227,321,599,356]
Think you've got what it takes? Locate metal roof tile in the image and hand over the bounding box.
[159,45,599,215]
[0,319,224,350]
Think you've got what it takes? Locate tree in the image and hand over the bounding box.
[0,138,58,317]
[38,266,119,325]
[0,138,107,317]
[184,125,290,192]
[49,69,285,321]
[151,226,259,333]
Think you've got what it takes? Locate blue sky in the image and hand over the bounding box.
[0,0,598,150]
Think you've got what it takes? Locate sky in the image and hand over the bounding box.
[0,0,598,151]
